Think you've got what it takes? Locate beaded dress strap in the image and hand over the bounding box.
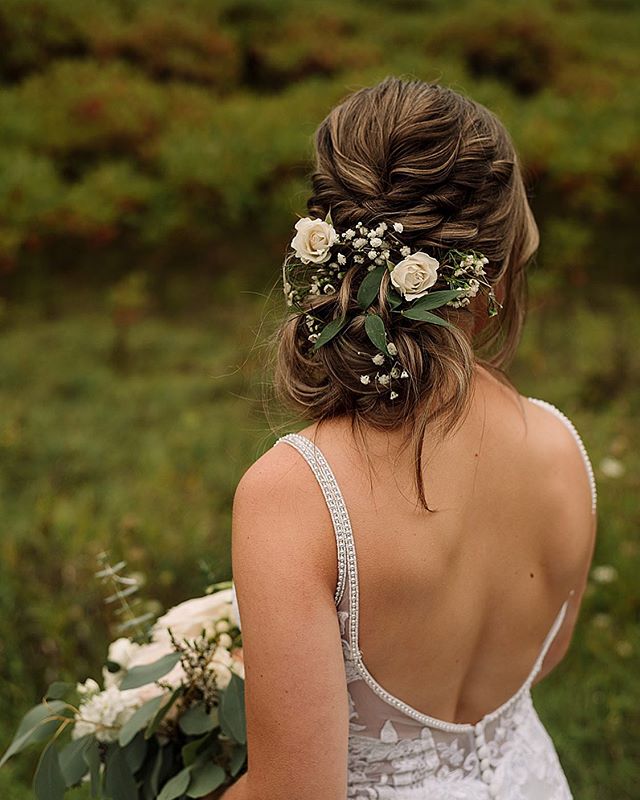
[273,433,349,607]
[527,397,597,515]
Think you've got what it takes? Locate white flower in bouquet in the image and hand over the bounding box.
[72,686,141,743]
[102,637,143,688]
[151,588,239,645]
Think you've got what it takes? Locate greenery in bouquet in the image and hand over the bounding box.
[0,557,247,800]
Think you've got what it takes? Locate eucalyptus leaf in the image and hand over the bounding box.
[104,745,138,800]
[311,314,347,350]
[179,703,219,736]
[45,681,75,701]
[119,652,181,691]
[157,766,192,800]
[0,701,68,767]
[83,739,102,797]
[118,694,165,746]
[145,686,183,739]
[187,761,226,797]
[181,733,213,767]
[219,674,246,745]
[124,732,147,774]
[364,314,389,355]
[356,265,385,310]
[404,289,465,312]
[34,740,65,800]
[400,308,454,328]
[59,735,92,787]
[230,744,247,777]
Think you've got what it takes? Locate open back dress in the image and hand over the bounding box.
[241,397,597,799]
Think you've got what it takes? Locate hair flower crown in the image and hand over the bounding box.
[282,210,500,400]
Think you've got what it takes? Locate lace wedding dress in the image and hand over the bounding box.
[235,398,597,799]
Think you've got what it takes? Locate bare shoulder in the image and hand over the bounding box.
[232,437,338,599]
[519,394,597,586]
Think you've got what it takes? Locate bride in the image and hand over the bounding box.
[214,77,596,799]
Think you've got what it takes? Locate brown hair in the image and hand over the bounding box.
[271,76,539,509]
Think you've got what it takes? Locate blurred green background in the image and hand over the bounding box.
[0,0,638,797]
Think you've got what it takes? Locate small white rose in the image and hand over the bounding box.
[291,217,338,264]
[389,252,439,300]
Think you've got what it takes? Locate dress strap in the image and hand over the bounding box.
[272,433,350,607]
[527,397,597,515]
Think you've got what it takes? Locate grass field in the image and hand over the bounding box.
[0,276,638,798]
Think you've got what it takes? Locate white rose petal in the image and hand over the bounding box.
[152,589,236,645]
[389,252,439,300]
[290,217,338,264]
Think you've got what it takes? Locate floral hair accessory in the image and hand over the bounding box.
[282,210,501,401]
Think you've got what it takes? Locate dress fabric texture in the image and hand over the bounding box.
[242,397,597,799]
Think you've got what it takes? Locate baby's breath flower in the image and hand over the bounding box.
[344,229,355,239]
[400,246,411,257]
[368,250,378,260]
[372,353,385,365]
[377,373,391,386]
[323,284,336,294]
[387,342,398,356]
[390,365,401,379]
[337,252,347,265]
[354,254,365,264]
[393,222,403,233]
[354,237,367,249]
[370,237,383,248]
[308,333,320,342]
[360,374,371,385]
[390,391,399,399]
[400,369,409,378]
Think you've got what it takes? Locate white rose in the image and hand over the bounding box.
[290,217,338,264]
[126,639,187,691]
[389,252,439,299]
[151,589,237,645]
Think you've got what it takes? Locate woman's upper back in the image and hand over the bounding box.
[288,366,597,727]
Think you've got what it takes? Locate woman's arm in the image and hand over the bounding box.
[215,443,349,800]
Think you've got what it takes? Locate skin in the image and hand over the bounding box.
[206,307,596,800]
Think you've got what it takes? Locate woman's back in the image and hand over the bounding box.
[260,365,596,798]
[290,366,596,729]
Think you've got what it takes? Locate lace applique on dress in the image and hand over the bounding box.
[272,398,596,799]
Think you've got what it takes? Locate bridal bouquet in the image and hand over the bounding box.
[1,559,246,800]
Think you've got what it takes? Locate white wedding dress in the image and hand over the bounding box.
[236,397,597,799]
